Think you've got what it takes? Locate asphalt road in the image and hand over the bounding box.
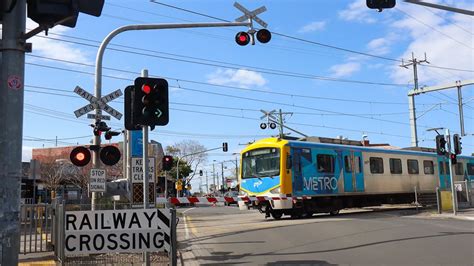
[177,205,474,265]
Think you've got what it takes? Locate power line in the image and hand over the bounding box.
[395,7,473,50]
[147,1,474,73]
[422,6,473,36]
[27,55,452,107]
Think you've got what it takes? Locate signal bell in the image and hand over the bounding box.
[70,146,91,167]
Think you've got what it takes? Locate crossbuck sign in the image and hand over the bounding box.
[73,86,123,120]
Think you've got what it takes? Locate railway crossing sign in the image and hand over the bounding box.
[234,2,268,28]
[89,168,106,192]
[73,86,123,120]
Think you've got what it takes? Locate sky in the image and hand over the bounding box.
[16,0,474,191]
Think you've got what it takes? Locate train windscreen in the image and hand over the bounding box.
[242,148,280,179]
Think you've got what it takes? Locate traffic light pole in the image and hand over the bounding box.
[0,0,26,264]
[445,129,457,215]
[94,21,251,202]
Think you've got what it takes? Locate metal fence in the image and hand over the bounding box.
[19,204,54,254]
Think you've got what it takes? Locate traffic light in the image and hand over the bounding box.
[235,31,250,46]
[366,0,396,11]
[453,134,462,155]
[124,85,141,131]
[450,153,457,165]
[100,146,121,166]
[27,0,104,28]
[162,155,173,171]
[223,142,228,152]
[133,77,169,129]
[70,146,91,167]
[256,29,271,43]
[199,170,203,176]
[435,135,447,156]
[105,131,121,140]
[235,29,272,46]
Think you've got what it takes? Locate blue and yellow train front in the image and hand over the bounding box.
[238,138,293,211]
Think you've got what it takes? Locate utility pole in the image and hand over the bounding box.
[0,0,26,264]
[221,162,225,193]
[456,82,465,136]
[401,52,429,147]
[212,163,216,194]
[235,157,239,181]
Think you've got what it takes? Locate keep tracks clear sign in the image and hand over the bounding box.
[65,209,171,255]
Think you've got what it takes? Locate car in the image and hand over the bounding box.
[224,191,239,206]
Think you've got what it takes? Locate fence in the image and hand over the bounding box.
[455,180,471,209]
[19,204,54,254]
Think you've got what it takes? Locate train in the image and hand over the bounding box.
[238,136,474,219]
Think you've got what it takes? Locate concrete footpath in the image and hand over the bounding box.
[414,207,474,221]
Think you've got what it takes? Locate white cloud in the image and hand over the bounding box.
[366,33,399,56]
[390,5,474,85]
[27,19,91,64]
[298,21,327,33]
[207,69,267,88]
[339,0,376,23]
[329,62,361,78]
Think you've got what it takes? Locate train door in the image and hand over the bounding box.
[342,151,364,192]
[437,157,450,189]
[292,147,312,196]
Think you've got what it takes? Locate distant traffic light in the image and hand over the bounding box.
[162,155,173,171]
[453,134,462,155]
[435,135,447,156]
[100,146,121,166]
[199,170,203,176]
[222,142,228,152]
[70,146,91,167]
[131,77,169,130]
[450,153,457,165]
[366,0,396,11]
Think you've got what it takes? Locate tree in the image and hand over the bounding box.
[165,140,208,184]
[40,159,64,199]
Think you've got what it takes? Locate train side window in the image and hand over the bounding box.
[423,160,434,175]
[389,158,402,174]
[407,159,419,174]
[355,156,362,173]
[467,163,474,175]
[455,163,464,175]
[317,154,335,173]
[439,162,445,175]
[369,157,384,174]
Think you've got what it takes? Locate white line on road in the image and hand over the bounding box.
[182,208,195,240]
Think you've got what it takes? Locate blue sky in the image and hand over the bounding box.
[17,0,473,190]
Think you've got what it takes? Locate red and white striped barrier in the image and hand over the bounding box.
[155,196,313,204]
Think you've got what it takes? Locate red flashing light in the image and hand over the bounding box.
[75,152,85,161]
[235,31,250,46]
[142,84,151,94]
[70,146,91,167]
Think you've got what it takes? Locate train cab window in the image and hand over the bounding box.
[423,160,434,175]
[317,154,335,173]
[389,158,402,174]
[455,163,464,175]
[369,157,384,174]
[407,159,419,174]
[467,163,474,175]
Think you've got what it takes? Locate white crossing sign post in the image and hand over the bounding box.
[64,209,171,255]
[73,86,123,120]
[89,168,106,192]
[131,157,155,183]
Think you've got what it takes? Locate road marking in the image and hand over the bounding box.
[183,216,191,240]
[182,207,196,214]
